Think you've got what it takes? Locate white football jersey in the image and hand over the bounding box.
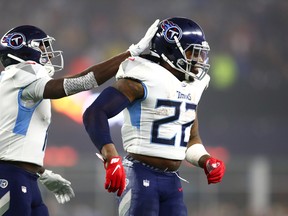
[116,57,210,160]
[0,61,52,166]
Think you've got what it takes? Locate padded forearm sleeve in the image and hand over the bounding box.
[63,72,98,96]
[83,87,130,151]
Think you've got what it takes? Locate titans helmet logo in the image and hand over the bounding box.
[1,32,26,49]
[161,21,182,43]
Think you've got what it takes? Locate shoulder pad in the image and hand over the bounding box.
[12,62,49,87]
[116,57,155,81]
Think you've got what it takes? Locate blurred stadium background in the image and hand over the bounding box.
[1,0,288,215]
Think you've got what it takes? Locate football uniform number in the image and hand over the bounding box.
[151,100,196,147]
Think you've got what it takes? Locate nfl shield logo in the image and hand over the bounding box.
[143,179,150,187]
[21,186,27,193]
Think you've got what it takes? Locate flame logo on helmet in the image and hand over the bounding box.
[1,32,26,49]
[161,21,182,43]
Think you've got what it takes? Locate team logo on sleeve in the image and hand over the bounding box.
[0,179,8,189]
[161,21,182,43]
[1,32,26,49]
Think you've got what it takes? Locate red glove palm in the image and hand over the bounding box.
[204,157,225,184]
[104,156,126,196]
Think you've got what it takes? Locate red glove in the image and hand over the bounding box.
[104,156,126,196]
[204,157,225,184]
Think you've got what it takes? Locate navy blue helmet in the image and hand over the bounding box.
[150,17,210,80]
[0,25,63,75]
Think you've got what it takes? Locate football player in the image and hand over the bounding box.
[83,17,226,216]
[0,19,159,216]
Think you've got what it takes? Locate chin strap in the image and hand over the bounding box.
[160,53,192,81]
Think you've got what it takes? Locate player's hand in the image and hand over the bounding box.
[204,157,225,184]
[104,156,126,196]
[39,169,75,204]
[128,19,160,56]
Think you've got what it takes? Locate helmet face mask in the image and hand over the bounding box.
[150,17,210,81]
[34,36,64,76]
[0,25,63,76]
[176,42,210,80]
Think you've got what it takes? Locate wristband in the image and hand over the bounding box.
[185,144,210,166]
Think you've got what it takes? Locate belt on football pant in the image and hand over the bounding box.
[0,160,42,174]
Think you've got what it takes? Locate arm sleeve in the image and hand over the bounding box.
[83,86,130,151]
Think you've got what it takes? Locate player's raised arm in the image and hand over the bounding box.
[43,19,160,99]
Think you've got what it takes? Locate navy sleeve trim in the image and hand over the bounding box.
[83,87,130,151]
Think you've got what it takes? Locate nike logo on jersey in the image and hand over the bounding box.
[112,165,121,175]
